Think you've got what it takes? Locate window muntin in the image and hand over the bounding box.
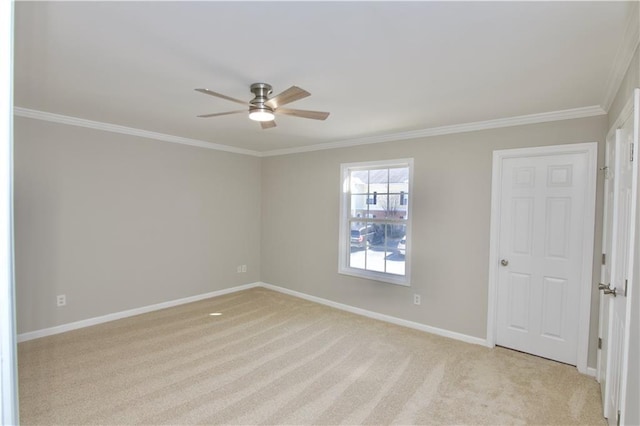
[339,159,412,285]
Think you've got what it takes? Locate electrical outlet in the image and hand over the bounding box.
[241,265,247,273]
[413,294,421,305]
[237,266,242,273]
[57,294,66,307]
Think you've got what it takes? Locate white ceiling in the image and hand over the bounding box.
[13,1,634,154]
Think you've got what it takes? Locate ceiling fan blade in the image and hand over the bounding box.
[260,120,277,130]
[275,108,330,121]
[197,110,245,118]
[195,88,249,106]
[264,86,310,109]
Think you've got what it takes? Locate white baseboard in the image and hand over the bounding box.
[20,281,597,376]
[259,282,489,347]
[19,281,489,347]
[17,282,261,342]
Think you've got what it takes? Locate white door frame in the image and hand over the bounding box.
[597,129,617,417]
[486,142,598,374]
[0,1,18,425]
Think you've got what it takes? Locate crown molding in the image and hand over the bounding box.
[261,105,607,157]
[601,1,640,112]
[15,105,606,159]
[13,107,262,157]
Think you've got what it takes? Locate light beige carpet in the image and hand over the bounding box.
[18,287,605,425]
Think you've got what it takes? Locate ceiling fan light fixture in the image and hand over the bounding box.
[196,83,329,129]
[248,110,275,122]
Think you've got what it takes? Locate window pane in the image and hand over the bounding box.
[390,181,409,194]
[369,183,387,195]
[398,192,409,219]
[350,194,370,218]
[366,245,386,273]
[350,221,375,247]
[350,170,369,193]
[349,248,366,270]
[390,167,409,183]
[369,170,388,220]
[368,169,388,186]
[391,223,407,239]
[386,250,405,276]
[385,194,402,219]
[349,220,370,270]
[384,226,406,276]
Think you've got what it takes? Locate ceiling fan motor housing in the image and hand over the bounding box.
[249,83,274,114]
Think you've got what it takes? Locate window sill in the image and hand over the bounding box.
[338,267,410,286]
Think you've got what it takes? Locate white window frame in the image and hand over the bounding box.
[338,158,413,286]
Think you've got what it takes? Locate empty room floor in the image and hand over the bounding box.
[18,287,605,425]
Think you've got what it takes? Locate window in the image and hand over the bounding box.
[339,159,413,285]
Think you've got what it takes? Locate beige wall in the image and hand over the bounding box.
[261,116,608,368]
[14,117,262,333]
[14,114,608,368]
[609,46,640,129]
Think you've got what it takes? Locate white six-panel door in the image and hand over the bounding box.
[603,93,638,425]
[493,145,596,366]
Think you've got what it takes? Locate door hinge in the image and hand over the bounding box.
[602,253,606,265]
[625,279,628,297]
[631,143,635,162]
[617,410,621,426]
[598,337,602,349]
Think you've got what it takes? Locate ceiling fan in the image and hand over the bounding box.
[195,83,330,129]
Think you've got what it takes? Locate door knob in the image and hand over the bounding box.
[500,259,509,266]
[598,283,608,290]
[603,287,617,297]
